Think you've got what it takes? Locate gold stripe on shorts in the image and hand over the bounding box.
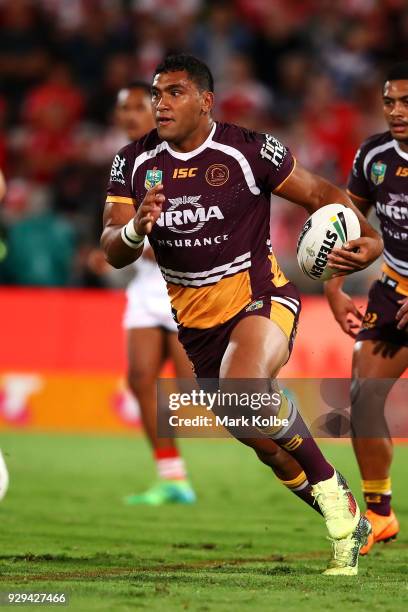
[382,263,408,296]
[269,300,296,340]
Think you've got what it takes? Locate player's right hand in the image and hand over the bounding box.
[134,184,165,235]
[325,287,363,338]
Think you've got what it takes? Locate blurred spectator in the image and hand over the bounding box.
[39,0,84,33]
[56,2,132,93]
[132,0,201,24]
[0,0,405,290]
[387,3,408,63]
[190,1,252,82]
[250,3,312,91]
[0,179,76,286]
[301,72,363,184]
[87,53,133,125]
[132,17,167,82]
[0,168,6,266]
[273,53,311,124]
[23,61,84,129]
[16,62,85,183]
[323,19,377,95]
[216,54,272,129]
[0,97,7,171]
[0,0,51,121]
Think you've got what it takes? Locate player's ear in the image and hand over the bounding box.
[201,91,214,115]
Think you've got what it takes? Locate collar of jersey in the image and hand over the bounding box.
[393,140,408,161]
[164,122,217,160]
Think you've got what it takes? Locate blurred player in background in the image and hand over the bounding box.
[325,62,408,553]
[0,168,8,501]
[115,82,196,506]
[102,54,384,574]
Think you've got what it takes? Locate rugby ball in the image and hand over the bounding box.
[297,204,360,281]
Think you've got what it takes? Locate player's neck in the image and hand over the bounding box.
[398,140,408,153]
[168,119,214,153]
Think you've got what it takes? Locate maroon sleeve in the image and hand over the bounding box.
[106,143,135,205]
[347,144,371,201]
[248,132,295,195]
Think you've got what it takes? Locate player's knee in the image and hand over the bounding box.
[351,378,388,412]
[127,367,156,397]
[351,377,389,437]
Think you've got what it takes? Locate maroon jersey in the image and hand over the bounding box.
[107,122,296,328]
[348,131,408,287]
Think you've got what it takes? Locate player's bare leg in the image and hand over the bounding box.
[168,325,315,509]
[238,437,322,514]
[219,316,370,575]
[352,340,407,552]
[125,327,195,505]
[167,331,194,379]
[127,327,168,448]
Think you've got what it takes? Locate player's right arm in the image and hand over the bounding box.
[324,142,375,337]
[100,144,165,269]
[101,184,164,269]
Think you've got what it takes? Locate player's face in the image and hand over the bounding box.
[151,70,213,148]
[116,88,155,141]
[383,80,408,144]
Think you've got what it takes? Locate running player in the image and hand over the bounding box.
[115,82,196,505]
[114,82,323,511]
[325,61,408,553]
[102,54,383,574]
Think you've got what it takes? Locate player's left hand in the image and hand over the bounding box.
[327,236,383,276]
[396,298,408,330]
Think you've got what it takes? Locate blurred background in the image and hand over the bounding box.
[1,0,406,291]
[0,0,406,432]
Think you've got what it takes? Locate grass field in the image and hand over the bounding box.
[0,433,407,611]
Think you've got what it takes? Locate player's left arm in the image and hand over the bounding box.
[275,162,383,273]
[0,169,6,201]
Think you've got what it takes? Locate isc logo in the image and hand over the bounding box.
[173,168,198,179]
[396,166,408,177]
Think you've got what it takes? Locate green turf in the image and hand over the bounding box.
[0,433,406,611]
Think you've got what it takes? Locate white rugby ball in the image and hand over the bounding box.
[297,204,360,281]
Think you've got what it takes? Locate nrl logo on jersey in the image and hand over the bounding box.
[245,299,264,312]
[371,161,387,185]
[110,155,126,184]
[156,195,224,234]
[145,168,163,189]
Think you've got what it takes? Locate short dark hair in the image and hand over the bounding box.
[384,62,408,83]
[154,54,214,93]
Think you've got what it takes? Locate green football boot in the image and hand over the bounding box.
[124,480,196,506]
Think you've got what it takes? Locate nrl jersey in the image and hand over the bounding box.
[107,122,296,329]
[348,131,408,282]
